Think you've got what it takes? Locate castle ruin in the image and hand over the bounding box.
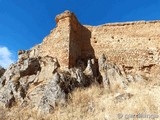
[39,10,160,71]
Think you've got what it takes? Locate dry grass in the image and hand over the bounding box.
[1,80,160,120]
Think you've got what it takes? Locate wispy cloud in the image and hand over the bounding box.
[0,46,15,68]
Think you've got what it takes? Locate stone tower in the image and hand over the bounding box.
[40,10,95,69]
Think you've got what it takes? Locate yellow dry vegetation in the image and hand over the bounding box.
[1,80,160,120]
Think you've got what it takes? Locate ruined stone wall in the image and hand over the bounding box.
[40,11,82,69]
[69,13,82,68]
[40,16,70,68]
[85,21,160,68]
[39,11,160,69]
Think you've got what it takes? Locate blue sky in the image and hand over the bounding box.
[0,0,160,68]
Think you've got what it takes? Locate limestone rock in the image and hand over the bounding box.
[0,88,15,108]
[0,66,5,78]
[98,54,108,87]
[0,56,60,113]
[83,59,94,77]
[126,74,134,82]
[98,54,128,91]
[38,73,66,114]
[134,74,144,82]
[114,93,133,103]
[0,50,97,113]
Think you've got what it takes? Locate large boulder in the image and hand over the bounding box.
[0,66,5,78]
[98,54,128,91]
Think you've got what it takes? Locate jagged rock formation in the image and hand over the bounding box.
[1,10,160,114]
[0,48,99,113]
[0,51,98,113]
[98,54,128,91]
[0,66,5,78]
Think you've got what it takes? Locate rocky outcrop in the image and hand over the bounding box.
[0,48,128,113]
[0,48,97,113]
[114,93,133,103]
[98,54,128,91]
[0,66,5,78]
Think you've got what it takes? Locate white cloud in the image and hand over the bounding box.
[0,46,15,68]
